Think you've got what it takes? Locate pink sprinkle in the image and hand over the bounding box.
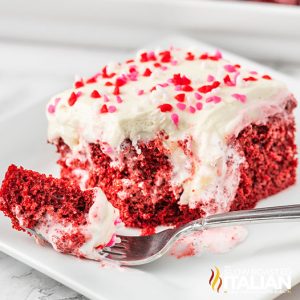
[108,105,117,113]
[171,60,178,66]
[189,106,196,113]
[176,103,186,111]
[76,91,82,97]
[215,50,223,59]
[114,218,122,226]
[137,89,144,95]
[158,83,169,88]
[206,96,222,103]
[106,146,113,154]
[194,92,203,100]
[48,104,55,114]
[127,72,138,81]
[161,66,168,71]
[104,95,110,102]
[175,85,182,91]
[250,71,258,75]
[207,75,215,82]
[54,97,61,105]
[196,102,203,110]
[232,93,247,103]
[224,64,236,73]
[116,96,123,103]
[171,113,179,127]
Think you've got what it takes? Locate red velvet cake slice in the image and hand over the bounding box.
[0,165,119,260]
[46,48,297,230]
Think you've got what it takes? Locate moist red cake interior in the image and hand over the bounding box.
[56,99,297,229]
[0,165,94,232]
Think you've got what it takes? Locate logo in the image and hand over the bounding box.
[209,266,223,293]
[208,266,291,294]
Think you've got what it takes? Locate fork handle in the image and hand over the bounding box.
[184,204,300,232]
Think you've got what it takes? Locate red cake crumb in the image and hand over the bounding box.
[141,227,156,236]
[0,165,94,233]
[230,101,297,210]
[55,99,297,230]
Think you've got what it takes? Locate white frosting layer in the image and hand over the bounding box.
[31,188,119,260]
[47,48,291,214]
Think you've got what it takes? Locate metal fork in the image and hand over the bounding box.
[100,204,300,266]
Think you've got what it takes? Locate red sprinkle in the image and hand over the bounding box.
[199,51,222,61]
[158,103,173,112]
[223,75,235,86]
[86,76,97,84]
[113,86,120,95]
[126,59,134,64]
[102,66,116,79]
[129,65,137,73]
[143,68,152,77]
[100,104,108,113]
[115,77,127,87]
[154,62,161,68]
[243,76,257,82]
[175,93,186,102]
[171,74,191,86]
[147,51,157,61]
[90,90,101,98]
[140,51,156,63]
[186,52,195,61]
[208,54,220,61]
[68,92,78,106]
[140,52,149,62]
[199,53,208,60]
[262,75,272,80]
[105,82,113,86]
[74,80,84,89]
[182,85,194,92]
[159,50,172,63]
[198,81,220,93]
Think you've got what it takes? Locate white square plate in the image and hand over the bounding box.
[0,36,299,300]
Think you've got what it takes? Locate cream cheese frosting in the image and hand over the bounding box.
[47,47,291,214]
